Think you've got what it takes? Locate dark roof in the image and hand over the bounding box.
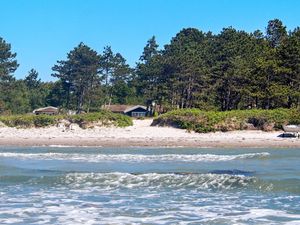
[103,105,147,113]
[124,105,147,113]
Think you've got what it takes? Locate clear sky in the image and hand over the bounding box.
[0,0,300,81]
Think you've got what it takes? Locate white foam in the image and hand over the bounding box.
[46,145,102,148]
[285,221,300,225]
[1,188,299,225]
[0,171,298,225]
[0,152,270,163]
[59,172,255,190]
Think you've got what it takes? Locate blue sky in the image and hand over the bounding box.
[0,0,300,81]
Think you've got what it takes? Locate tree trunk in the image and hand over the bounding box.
[255,96,258,109]
[226,87,231,111]
[77,89,85,113]
[186,76,193,108]
[87,98,91,113]
[66,83,71,109]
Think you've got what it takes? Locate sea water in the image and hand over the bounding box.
[0,147,299,224]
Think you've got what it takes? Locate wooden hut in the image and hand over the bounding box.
[33,106,59,115]
[103,105,148,117]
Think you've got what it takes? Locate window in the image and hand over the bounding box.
[132,112,146,117]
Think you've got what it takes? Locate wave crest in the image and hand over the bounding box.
[58,172,258,190]
[0,152,270,162]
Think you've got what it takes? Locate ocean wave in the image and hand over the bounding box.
[1,171,299,224]
[0,152,270,162]
[45,172,261,191]
[3,172,299,194]
[0,172,257,190]
[0,190,299,225]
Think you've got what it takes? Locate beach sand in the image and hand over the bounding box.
[0,119,299,148]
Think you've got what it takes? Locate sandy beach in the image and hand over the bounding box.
[0,119,299,148]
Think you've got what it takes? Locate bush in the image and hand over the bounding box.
[69,111,133,128]
[152,108,300,133]
[0,114,58,128]
[0,110,133,128]
[33,115,57,127]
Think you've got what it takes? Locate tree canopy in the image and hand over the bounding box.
[1,18,300,115]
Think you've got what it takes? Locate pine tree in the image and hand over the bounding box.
[0,37,18,82]
[52,43,101,113]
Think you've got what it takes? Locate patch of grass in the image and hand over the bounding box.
[0,110,133,128]
[0,114,59,128]
[69,111,133,128]
[152,108,300,133]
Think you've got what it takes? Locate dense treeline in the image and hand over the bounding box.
[0,19,300,114]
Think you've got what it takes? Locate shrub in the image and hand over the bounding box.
[68,111,133,128]
[0,110,133,128]
[0,114,58,128]
[33,115,57,127]
[152,108,300,133]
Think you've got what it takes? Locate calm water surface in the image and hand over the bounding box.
[0,147,300,224]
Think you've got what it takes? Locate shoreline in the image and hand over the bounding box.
[1,137,300,148]
[0,119,299,148]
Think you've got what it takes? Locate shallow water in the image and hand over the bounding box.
[0,147,300,224]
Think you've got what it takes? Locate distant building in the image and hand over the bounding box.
[33,106,59,115]
[103,105,148,117]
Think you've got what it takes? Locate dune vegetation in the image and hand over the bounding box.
[152,108,300,133]
[0,111,133,128]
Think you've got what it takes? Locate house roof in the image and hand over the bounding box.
[33,106,58,113]
[103,105,147,113]
[103,105,131,113]
[124,105,147,113]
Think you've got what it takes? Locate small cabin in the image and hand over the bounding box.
[103,105,148,117]
[33,106,59,115]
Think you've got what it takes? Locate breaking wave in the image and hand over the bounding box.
[3,171,298,193]
[1,171,299,225]
[59,172,260,190]
[0,172,271,192]
[0,152,270,162]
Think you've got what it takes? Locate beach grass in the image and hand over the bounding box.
[0,110,133,128]
[152,108,300,133]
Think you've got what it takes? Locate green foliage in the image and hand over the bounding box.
[0,37,18,81]
[0,114,58,128]
[153,109,300,133]
[1,80,31,114]
[24,69,41,88]
[52,43,102,113]
[134,19,299,111]
[100,46,134,106]
[69,111,133,128]
[33,114,59,127]
[266,19,288,48]
[0,111,132,128]
[1,19,300,115]
[23,69,51,112]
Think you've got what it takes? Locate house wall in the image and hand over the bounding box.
[125,108,148,117]
[35,111,58,115]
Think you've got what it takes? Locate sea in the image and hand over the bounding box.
[0,146,299,225]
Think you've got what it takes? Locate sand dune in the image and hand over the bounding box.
[0,119,299,148]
